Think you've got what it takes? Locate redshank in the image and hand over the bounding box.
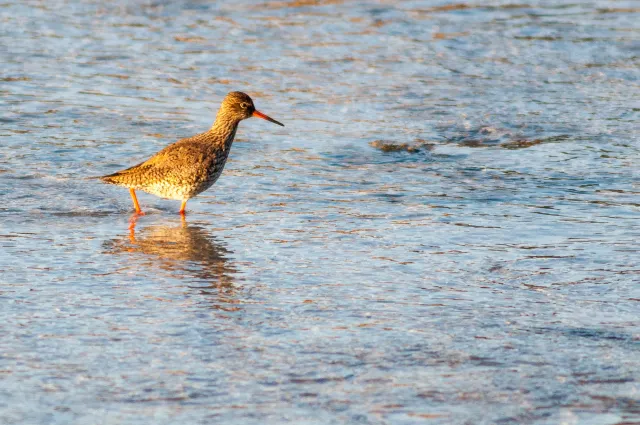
[100,91,284,215]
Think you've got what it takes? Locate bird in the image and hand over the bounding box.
[100,91,284,215]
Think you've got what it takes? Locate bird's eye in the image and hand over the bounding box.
[240,102,249,109]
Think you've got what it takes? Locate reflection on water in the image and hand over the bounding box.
[103,217,236,289]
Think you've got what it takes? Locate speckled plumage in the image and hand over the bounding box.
[100,92,283,214]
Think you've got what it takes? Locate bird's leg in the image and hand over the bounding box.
[129,188,144,215]
[179,200,187,215]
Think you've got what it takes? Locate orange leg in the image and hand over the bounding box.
[129,188,144,215]
[179,200,187,215]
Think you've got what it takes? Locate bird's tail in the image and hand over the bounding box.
[99,161,146,186]
[100,173,121,185]
[99,168,136,186]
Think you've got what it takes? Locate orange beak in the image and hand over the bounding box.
[253,110,284,127]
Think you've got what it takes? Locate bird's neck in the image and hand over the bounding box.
[208,113,240,149]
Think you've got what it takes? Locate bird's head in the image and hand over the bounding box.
[221,91,284,126]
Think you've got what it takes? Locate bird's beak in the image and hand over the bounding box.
[253,110,284,127]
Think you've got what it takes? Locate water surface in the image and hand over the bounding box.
[1,1,639,424]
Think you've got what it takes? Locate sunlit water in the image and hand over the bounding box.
[1,1,639,424]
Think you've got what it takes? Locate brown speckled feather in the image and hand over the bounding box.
[101,124,237,200]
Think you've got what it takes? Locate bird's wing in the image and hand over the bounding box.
[101,137,213,188]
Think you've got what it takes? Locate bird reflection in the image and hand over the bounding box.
[104,216,236,294]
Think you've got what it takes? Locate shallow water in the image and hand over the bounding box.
[1,1,639,424]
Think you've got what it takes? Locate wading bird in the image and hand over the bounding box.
[101,92,284,215]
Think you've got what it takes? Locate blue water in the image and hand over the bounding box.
[1,1,639,424]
